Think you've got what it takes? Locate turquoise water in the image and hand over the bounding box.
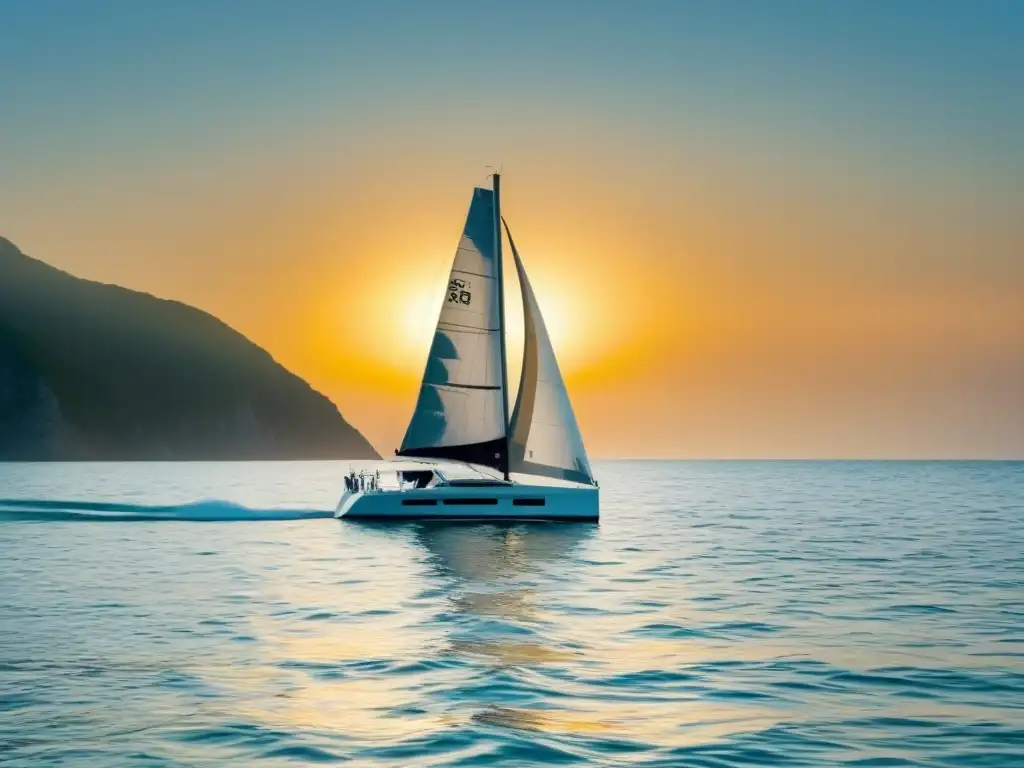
[1,461,1022,767]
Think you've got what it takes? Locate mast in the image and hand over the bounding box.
[493,172,512,481]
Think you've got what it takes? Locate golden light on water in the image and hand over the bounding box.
[209,524,787,751]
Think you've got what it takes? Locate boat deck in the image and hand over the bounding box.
[335,462,598,522]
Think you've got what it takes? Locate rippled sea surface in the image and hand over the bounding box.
[1,461,1022,767]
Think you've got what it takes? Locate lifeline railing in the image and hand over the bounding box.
[343,468,388,494]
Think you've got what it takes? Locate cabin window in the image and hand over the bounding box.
[402,499,437,506]
[399,470,436,489]
[442,498,498,506]
[513,498,545,507]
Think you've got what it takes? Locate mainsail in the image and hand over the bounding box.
[504,220,595,485]
[398,185,508,471]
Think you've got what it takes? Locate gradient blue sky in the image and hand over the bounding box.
[4,2,1022,176]
[2,1,1022,457]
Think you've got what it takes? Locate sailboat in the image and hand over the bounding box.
[335,174,598,522]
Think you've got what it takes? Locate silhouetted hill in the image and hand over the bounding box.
[0,237,379,461]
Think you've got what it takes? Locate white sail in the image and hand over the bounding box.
[398,186,507,469]
[504,221,594,485]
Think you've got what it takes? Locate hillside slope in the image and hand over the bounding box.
[0,237,379,461]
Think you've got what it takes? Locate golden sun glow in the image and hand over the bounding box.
[338,246,617,395]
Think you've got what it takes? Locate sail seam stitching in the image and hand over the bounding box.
[450,268,494,279]
[430,383,501,390]
[438,321,500,332]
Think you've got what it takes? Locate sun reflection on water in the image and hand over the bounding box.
[213,521,784,753]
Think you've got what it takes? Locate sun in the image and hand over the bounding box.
[395,266,584,375]
[397,274,447,365]
[336,247,605,398]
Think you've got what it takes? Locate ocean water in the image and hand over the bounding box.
[1,461,1022,767]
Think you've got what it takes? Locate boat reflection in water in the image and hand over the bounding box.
[410,522,604,734]
[413,521,594,649]
[412,522,779,752]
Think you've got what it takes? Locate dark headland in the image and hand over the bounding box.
[0,236,380,461]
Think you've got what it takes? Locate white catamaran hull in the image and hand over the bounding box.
[335,483,598,522]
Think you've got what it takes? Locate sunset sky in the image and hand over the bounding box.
[2,1,1022,458]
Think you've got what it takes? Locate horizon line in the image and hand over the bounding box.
[1,457,1021,465]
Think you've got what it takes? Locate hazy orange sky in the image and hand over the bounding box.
[2,2,1022,458]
